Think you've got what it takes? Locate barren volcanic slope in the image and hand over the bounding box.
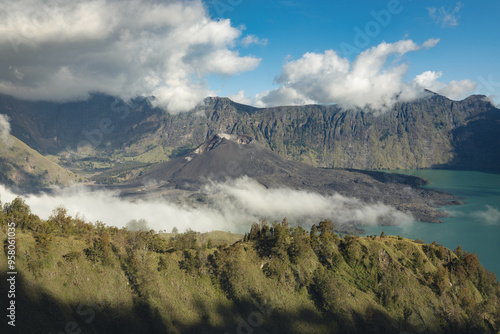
[116,133,461,224]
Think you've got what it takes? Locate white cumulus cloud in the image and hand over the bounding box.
[413,71,477,100]
[229,90,254,106]
[252,39,476,110]
[0,0,261,113]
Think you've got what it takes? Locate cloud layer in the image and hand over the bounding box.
[0,177,413,233]
[249,39,476,110]
[204,177,413,227]
[0,0,260,113]
[0,114,12,146]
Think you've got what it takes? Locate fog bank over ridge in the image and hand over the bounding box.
[0,178,414,233]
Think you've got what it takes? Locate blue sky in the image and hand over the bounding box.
[0,0,498,112]
[206,0,500,105]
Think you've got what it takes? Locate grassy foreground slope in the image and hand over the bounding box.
[0,199,499,334]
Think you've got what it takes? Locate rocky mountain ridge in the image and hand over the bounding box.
[0,92,499,176]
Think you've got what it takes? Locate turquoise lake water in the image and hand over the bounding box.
[362,170,500,278]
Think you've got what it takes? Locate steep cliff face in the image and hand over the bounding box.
[1,93,499,171]
[199,94,499,170]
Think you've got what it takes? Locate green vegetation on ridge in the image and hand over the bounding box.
[1,198,499,333]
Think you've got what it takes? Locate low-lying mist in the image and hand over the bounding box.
[0,177,414,233]
[475,205,500,225]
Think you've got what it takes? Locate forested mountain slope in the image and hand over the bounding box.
[1,199,499,334]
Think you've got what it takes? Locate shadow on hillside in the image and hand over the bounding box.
[434,109,500,172]
[0,269,426,334]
